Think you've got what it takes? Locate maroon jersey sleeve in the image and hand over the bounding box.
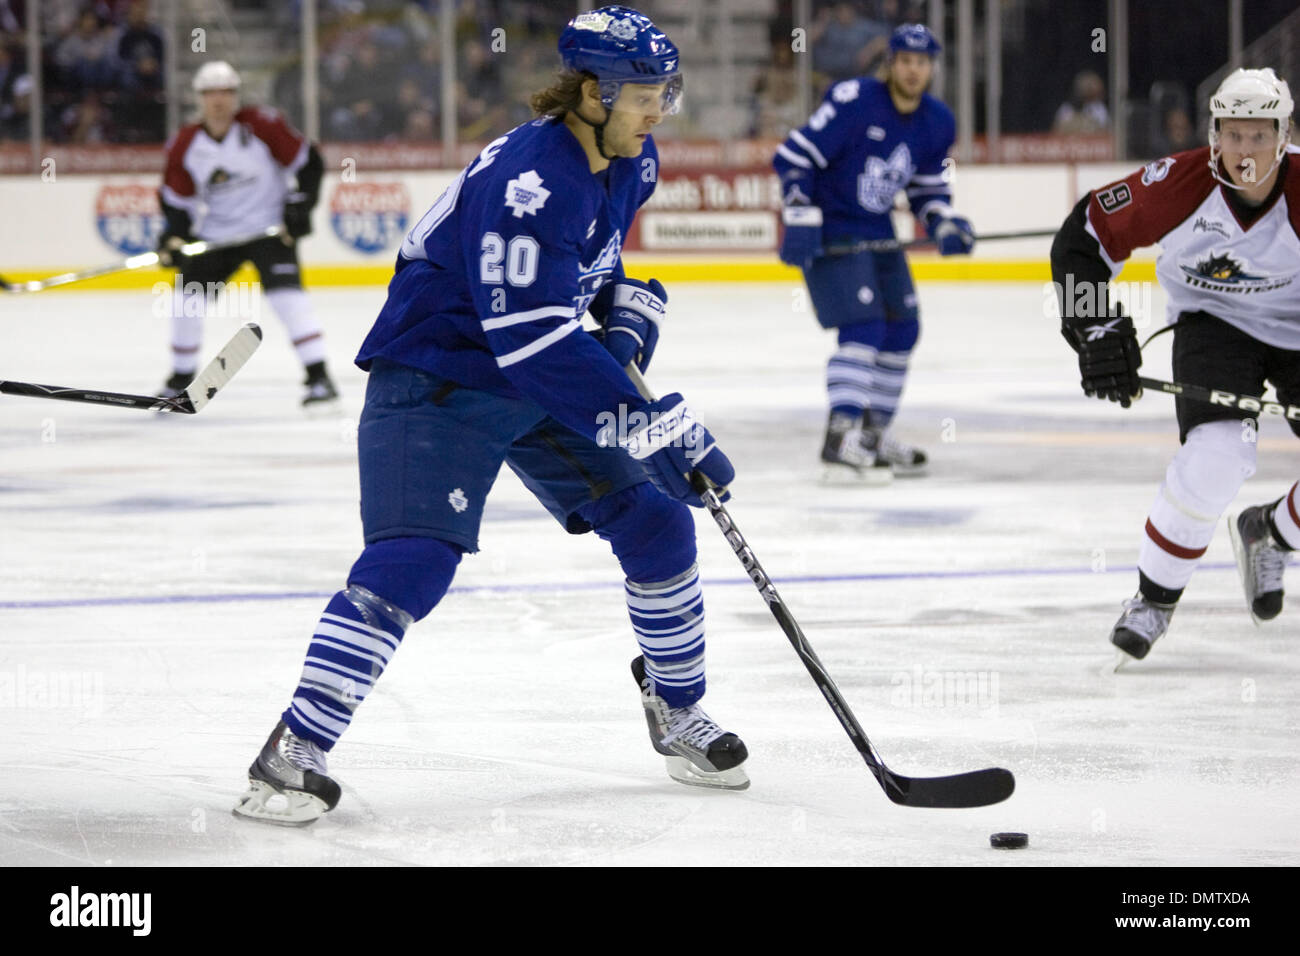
[1283,148,1300,239]
[238,106,308,168]
[1086,147,1216,262]
[161,124,201,199]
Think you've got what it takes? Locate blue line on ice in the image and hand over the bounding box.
[0,562,1239,610]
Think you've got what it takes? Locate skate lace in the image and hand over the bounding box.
[1254,541,1288,593]
[661,704,726,750]
[280,730,328,775]
[880,433,918,460]
[1120,595,1174,636]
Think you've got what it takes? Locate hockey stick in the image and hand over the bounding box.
[0,227,284,294]
[824,228,1057,257]
[1139,376,1300,421]
[0,323,262,413]
[624,364,1015,808]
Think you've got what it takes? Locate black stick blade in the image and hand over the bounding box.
[884,767,1015,809]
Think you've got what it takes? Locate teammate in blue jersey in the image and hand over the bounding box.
[774,23,975,482]
[232,6,748,826]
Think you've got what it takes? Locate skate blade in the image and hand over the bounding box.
[820,464,893,486]
[886,462,928,478]
[231,779,330,826]
[1227,514,1258,625]
[664,755,750,791]
[302,397,343,419]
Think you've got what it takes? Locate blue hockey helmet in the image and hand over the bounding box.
[889,23,942,57]
[558,6,683,115]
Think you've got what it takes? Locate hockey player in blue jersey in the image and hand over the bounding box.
[233,6,748,826]
[774,24,975,482]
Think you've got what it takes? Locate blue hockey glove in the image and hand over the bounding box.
[926,212,975,256]
[590,277,666,372]
[779,204,823,268]
[618,393,734,506]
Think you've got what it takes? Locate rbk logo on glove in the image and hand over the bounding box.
[1083,318,1125,341]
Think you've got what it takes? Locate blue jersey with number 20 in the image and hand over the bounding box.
[357,115,658,440]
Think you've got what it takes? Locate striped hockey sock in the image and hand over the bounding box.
[862,350,909,429]
[625,564,705,707]
[283,585,413,750]
[826,342,876,416]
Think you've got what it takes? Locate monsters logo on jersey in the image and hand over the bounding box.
[1141,156,1176,186]
[505,170,551,219]
[330,182,411,255]
[857,143,913,214]
[1178,251,1293,294]
[1185,252,1263,282]
[95,184,166,256]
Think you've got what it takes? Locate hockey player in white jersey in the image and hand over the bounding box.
[1051,67,1299,660]
[157,60,338,407]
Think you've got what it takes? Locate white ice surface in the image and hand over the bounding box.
[1,281,1296,866]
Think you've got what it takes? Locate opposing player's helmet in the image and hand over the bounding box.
[1207,67,1293,189]
[558,6,682,115]
[889,23,942,57]
[192,60,241,92]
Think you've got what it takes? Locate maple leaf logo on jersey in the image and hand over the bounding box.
[448,488,469,513]
[832,80,860,103]
[504,170,550,218]
[857,143,913,214]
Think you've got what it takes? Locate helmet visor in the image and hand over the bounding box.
[599,75,684,118]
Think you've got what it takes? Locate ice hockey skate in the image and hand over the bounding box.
[301,363,339,411]
[820,412,893,485]
[232,720,341,826]
[1110,593,1176,661]
[1229,505,1289,623]
[632,656,749,790]
[869,425,928,476]
[157,370,194,400]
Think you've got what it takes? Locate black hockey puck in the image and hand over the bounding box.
[990,832,1028,849]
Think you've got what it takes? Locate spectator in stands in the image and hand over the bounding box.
[750,40,801,138]
[1152,106,1198,155]
[54,8,119,92]
[327,37,401,140]
[0,49,31,140]
[1053,70,1109,133]
[811,2,890,84]
[117,0,162,91]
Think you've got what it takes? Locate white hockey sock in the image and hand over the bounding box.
[625,564,705,707]
[266,287,327,367]
[1139,420,1256,592]
[168,290,204,375]
[1271,482,1300,549]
